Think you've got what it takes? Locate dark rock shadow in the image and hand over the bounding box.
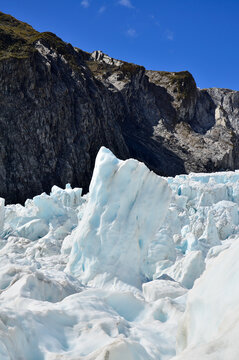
[147,81,178,130]
[189,90,216,134]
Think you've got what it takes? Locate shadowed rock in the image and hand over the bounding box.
[0,11,238,203]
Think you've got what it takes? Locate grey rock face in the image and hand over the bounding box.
[90,50,123,67]
[0,39,129,203]
[0,12,238,203]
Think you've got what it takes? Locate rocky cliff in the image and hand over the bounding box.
[0,12,238,203]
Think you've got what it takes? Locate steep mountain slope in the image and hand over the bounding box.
[0,12,238,203]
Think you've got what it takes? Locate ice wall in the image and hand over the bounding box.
[65,147,172,288]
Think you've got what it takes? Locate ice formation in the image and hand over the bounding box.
[0,147,239,359]
[65,147,172,288]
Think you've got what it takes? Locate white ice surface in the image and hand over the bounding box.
[172,239,239,360]
[0,147,238,359]
[66,147,172,288]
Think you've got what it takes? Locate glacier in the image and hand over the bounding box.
[0,147,239,359]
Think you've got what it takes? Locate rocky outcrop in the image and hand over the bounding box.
[90,50,123,67]
[0,11,238,203]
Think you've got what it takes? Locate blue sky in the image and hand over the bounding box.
[1,0,238,90]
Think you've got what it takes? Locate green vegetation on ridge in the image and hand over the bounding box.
[0,11,191,86]
[0,12,84,70]
[158,70,196,101]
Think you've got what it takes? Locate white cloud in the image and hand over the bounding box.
[126,28,137,37]
[119,0,134,8]
[81,0,90,8]
[150,15,160,27]
[98,5,106,14]
[166,30,174,41]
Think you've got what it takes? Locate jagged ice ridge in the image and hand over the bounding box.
[0,147,238,359]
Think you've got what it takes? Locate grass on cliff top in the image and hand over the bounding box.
[120,62,144,78]
[0,12,39,59]
[86,58,144,80]
[0,11,183,82]
[157,70,197,101]
[0,11,87,69]
[158,70,192,80]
